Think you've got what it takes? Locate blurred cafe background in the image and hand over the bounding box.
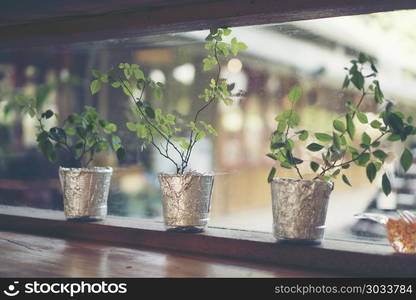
[1,10,416,241]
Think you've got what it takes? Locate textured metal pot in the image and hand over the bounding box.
[158,173,214,232]
[59,167,113,221]
[270,177,333,244]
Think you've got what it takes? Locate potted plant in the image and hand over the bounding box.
[18,96,125,221]
[267,54,416,244]
[91,28,247,232]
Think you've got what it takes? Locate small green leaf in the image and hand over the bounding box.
[153,88,163,100]
[290,157,303,165]
[280,162,292,169]
[111,135,122,150]
[332,132,341,150]
[374,81,384,104]
[230,37,239,55]
[144,107,156,119]
[91,70,100,78]
[346,113,355,139]
[237,42,248,51]
[366,162,377,183]
[266,153,278,160]
[126,122,137,132]
[348,146,358,155]
[307,143,324,152]
[195,130,206,142]
[116,147,126,161]
[286,139,294,151]
[333,120,346,132]
[386,112,404,134]
[387,134,401,142]
[271,142,286,150]
[223,28,232,36]
[342,75,350,89]
[371,141,381,147]
[370,120,382,129]
[65,128,76,136]
[104,123,117,134]
[111,81,121,88]
[361,132,371,145]
[400,148,413,172]
[382,173,391,196]
[267,167,276,183]
[90,79,101,95]
[373,150,388,162]
[315,133,332,142]
[288,85,302,104]
[299,130,309,141]
[357,153,370,166]
[133,68,145,80]
[357,112,368,124]
[332,169,341,177]
[342,174,352,186]
[358,53,368,63]
[351,72,364,90]
[310,161,319,172]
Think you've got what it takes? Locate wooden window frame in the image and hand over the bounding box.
[0,0,416,48]
[1,0,416,276]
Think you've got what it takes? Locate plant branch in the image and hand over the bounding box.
[313,130,389,180]
[183,40,221,172]
[118,77,185,171]
[317,89,368,177]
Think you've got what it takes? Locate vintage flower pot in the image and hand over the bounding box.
[158,173,214,232]
[270,177,333,244]
[59,167,113,221]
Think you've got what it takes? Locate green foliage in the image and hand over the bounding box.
[382,173,391,196]
[310,161,319,172]
[366,162,377,183]
[92,28,246,174]
[288,85,302,104]
[267,167,276,183]
[307,143,324,152]
[20,98,125,167]
[400,148,413,172]
[315,133,332,142]
[342,174,352,186]
[266,53,416,195]
[4,75,123,168]
[333,120,346,132]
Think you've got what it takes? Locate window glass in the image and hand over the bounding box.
[1,10,416,243]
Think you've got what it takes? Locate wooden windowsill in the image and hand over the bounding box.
[0,205,415,277]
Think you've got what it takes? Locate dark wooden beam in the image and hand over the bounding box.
[0,0,415,49]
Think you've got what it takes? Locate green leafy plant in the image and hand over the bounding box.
[3,75,124,168]
[17,96,125,168]
[35,106,125,168]
[91,28,247,174]
[267,53,416,195]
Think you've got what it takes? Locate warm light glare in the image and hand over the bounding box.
[173,63,195,85]
[227,58,242,73]
[149,69,166,84]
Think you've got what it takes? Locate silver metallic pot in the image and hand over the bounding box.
[158,173,214,232]
[270,177,333,244]
[59,167,113,221]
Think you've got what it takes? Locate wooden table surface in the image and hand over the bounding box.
[0,231,341,277]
